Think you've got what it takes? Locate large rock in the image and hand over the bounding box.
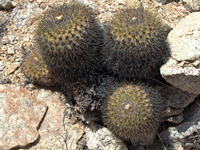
[0,84,47,150]
[158,85,197,123]
[159,98,200,149]
[161,12,200,95]
[29,89,67,150]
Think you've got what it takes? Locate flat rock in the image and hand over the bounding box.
[29,89,67,150]
[159,85,197,109]
[159,98,200,149]
[161,12,200,94]
[158,85,197,121]
[0,84,47,150]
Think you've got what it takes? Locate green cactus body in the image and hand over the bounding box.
[34,2,103,80]
[21,47,56,86]
[101,83,163,145]
[103,6,170,80]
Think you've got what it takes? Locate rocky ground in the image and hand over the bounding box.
[0,0,200,149]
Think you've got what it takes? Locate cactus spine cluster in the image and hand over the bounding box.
[21,47,56,86]
[34,2,103,80]
[101,83,164,145]
[102,6,170,80]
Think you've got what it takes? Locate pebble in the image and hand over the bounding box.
[0,61,5,71]
[1,36,10,44]
[1,45,7,52]
[7,34,15,42]
[7,46,15,54]
[0,0,12,9]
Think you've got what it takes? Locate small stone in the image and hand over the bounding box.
[183,0,200,12]
[0,84,47,149]
[1,36,10,44]
[164,107,184,117]
[0,11,8,25]
[155,0,168,4]
[7,46,15,54]
[0,61,5,71]
[7,34,15,42]
[6,62,20,75]
[1,45,7,51]
[165,114,184,124]
[0,0,12,9]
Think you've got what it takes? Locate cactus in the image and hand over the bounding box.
[21,47,56,86]
[34,2,103,81]
[102,6,170,80]
[101,83,163,146]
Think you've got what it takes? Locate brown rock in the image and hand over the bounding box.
[63,104,85,150]
[0,84,47,150]
[30,89,67,149]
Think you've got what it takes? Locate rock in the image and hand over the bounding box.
[154,0,168,4]
[158,85,197,121]
[1,36,10,44]
[159,98,200,149]
[0,0,12,9]
[183,0,200,12]
[164,113,184,124]
[7,34,15,42]
[0,12,8,28]
[30,89,67,150]
[161,12,200,94]
[0,61,5,71]
[164,107,184,117]
[7,46,15,54]
[85,122,128,150]
[13,2,41,27]
[0,84,47,150]
[5,62,20,75]
[159,85,197,109]
[63,103,85,150]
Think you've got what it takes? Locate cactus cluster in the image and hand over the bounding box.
[101,83,164,145]
[34,2,103,80]
[21,2,169,147]
[21,47,56,86]
[102,6,170,80]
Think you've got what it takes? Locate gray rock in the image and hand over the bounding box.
[164,107,184,117]
[159,98,200,149]
[0,61,5,71]
[159,85,197,109]
[161,12,200,94]
[183,0,200,12]
[164,113,184,124]
[85,122,128,150]
[0,84,47,150]
[154,0,168,4]
[7,34,15,42]
[0,0,12,9]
